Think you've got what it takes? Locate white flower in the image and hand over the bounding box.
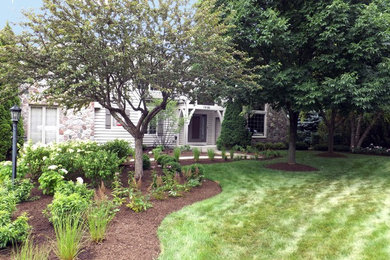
[48,165,58,170]
[68,149,74,153]
[59,168,68,174]
[76,177,84,185]
[1,161,12,166]
[42,156,47,161]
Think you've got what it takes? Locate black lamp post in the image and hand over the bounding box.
[10,105,21,184]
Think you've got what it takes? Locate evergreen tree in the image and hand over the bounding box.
[0,25,24,161]
[217,100,251,149]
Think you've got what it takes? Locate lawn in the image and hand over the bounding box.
[158,151,390,260]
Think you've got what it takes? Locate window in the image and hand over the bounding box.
[248,105,267,137]
[148,117,157,134]
[248,114,265,136]
[30,107,58,144]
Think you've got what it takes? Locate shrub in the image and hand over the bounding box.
[0,161,12,182]
[158,155,176,167]
[173,147,181,162]
[53,214,85,260]
[102,139,132,161]
[207,149,215,160]
[46,192,91,224]
[82,150,121,186]
[182,164,205,181]
[19,143,51,180]
[0,213,30,248]
[221,147,227,161]
[313,144,328,151]
[142,154,151,170]
[2,179,33,203]
[152,147,162,162]
[296,142,309,150]
[229,149,234,159]
[217,100,251,149]
[126,191,152,212]
[193,148,200,162]
[163,161,181,174]
[38,168,65,195]
[87,200,117,243]
[180,145,191,152]
[0,96,24,162]
[11,235,50,260]
[261,149,281,159]
[55,180,94,199]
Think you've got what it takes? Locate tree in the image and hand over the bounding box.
[216,0,390,160]
[299,0,390,153]
[217,100,251,149]
[0,25,24,161]
[2,0,256,179]
[215,0,319,164]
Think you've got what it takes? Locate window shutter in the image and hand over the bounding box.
[105,109,111,129]
[157,118,164,136]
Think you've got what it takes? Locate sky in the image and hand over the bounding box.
[0,0,43,33]
[0,0,198,34]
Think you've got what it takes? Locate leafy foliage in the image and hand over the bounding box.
[217,101,251,149]
[192,148,201,162]
[142,154,151,170]
[102,139,132,161]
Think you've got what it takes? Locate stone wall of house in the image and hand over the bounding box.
[252,107,288,144]
[20,85,95,142]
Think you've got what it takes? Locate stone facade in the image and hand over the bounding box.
[20,85,95,142]
[252,107,288,144]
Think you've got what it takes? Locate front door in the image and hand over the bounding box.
[188,114,207,142]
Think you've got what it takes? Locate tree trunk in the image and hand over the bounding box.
[288,110,299,165]
[356,112,382,148]
[327,109,336,153]
[134,136,144,180]
[350,114,356,151]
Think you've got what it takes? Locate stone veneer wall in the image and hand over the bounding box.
[252,107,288,144]
[20,85,95,142]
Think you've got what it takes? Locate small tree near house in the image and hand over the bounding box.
[3,0,257,179]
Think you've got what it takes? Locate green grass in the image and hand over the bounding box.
[158,151,390,260]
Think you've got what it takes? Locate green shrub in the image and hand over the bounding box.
[217,100,251,149]
[182,164,205,181]
[159,155,176,167]
[102,139,132,161]
[0,213,30,248]
[87,200,117,243]
[313,144,328,151]
[261,149,281,159]
[142,154,151,170]
[180,145,191,152]
[152,147,162,162]
[55,180,94,199]
[82,150,121,186]
[127,191,152,212]
[163,161,181,174]
[221,147,227,161]
[38,169,65,195]
[229,149,234,159]
[0,161,12,182]
[296,142,309,150]
[193,148,200,162]
[46,192,91,224]
[53,214,85,260]
[173,147,181,162]
[0,95,24,162]
[19,143,51,180]
[2,179,33,203]
[207,149,215,160]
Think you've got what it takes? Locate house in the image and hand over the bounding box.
[20,85,288,147]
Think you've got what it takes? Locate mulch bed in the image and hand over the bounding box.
[0,161,222,260]
[316,152,347,158]
[265,162,318,172]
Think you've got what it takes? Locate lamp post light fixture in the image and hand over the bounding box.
[10,105,21,185]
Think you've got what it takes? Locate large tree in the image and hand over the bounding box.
[2,0,256,178]
[300,0,390,153]
[216,0,390,161]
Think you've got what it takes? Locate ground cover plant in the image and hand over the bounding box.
[159,151,390,259]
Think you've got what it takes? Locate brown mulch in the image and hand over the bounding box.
[0,163,221,260]
[265,162,318,172]
[316,152,347,158]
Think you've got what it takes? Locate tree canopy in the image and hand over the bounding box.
[1,0,257,178]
